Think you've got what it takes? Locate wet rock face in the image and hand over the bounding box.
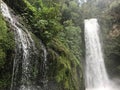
[0,10,15,90]
[109,25,120,38]
[0,0,84,90]
[3,0,25,12]
[1,1,48,90]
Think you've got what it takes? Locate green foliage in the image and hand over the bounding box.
[61,0,82,26]
[1,0,120,89]
[44,0,84,89]
[17,0,63,43]
[0,14,15,88]
[95,0,120,78]
[32,3,63,42]
[47,38,82,90]
[2,0,84,89]
[27,0,43,8]
[24,0,36,12]
[58,20,83,60]
[80,0,120,79]
[0,14,8,68]
[0,49,5,68]
[80,0,114,19]
[109,1,120,23]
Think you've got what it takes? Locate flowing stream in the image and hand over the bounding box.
[84,18,113,90]
[1,1,48,90]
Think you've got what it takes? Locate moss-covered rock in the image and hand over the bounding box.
[47,38,83,90]
[1,0,84,90]
[0,13,15,89]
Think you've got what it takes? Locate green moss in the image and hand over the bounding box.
[23,0,36,13]
[47,38,83,90]
[0,13,15,89]
[30,32,42,50]
[0,14,8,68]
[2,0,84,89]
[55,56,71,82]
[0,49,5,67]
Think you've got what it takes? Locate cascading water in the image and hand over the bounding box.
[0,1,48,90]
[1,1,38,90]
[40,44,48,90]
[84,18,112,90]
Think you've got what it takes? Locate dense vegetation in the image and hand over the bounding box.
[0,0,120,90]
[2,0,84,90]
[0,14,15,89]
[101,1,120,78]
[80,0,120,78]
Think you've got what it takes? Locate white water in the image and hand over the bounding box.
[84,18,114,90]
[40,44,48,89]
[1,1,38,90]
[1,0,119,90]
[1,1,48,90]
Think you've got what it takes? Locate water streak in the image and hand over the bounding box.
[40,44,48,90]
[84,18,111,90]
[1,1,39,90]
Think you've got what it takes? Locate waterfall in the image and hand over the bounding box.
[0,1,48,90]
[40,44,48,90]
[84,18,112,90]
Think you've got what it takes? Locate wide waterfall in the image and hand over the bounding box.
[1,1,47,90]
[84,18,113,90]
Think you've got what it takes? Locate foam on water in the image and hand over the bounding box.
[84,19,116,90]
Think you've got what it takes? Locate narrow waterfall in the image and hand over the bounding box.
[40,44,48,90]
[1,1,38,90]
[84,18,111,90]
[1,1,47,90]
